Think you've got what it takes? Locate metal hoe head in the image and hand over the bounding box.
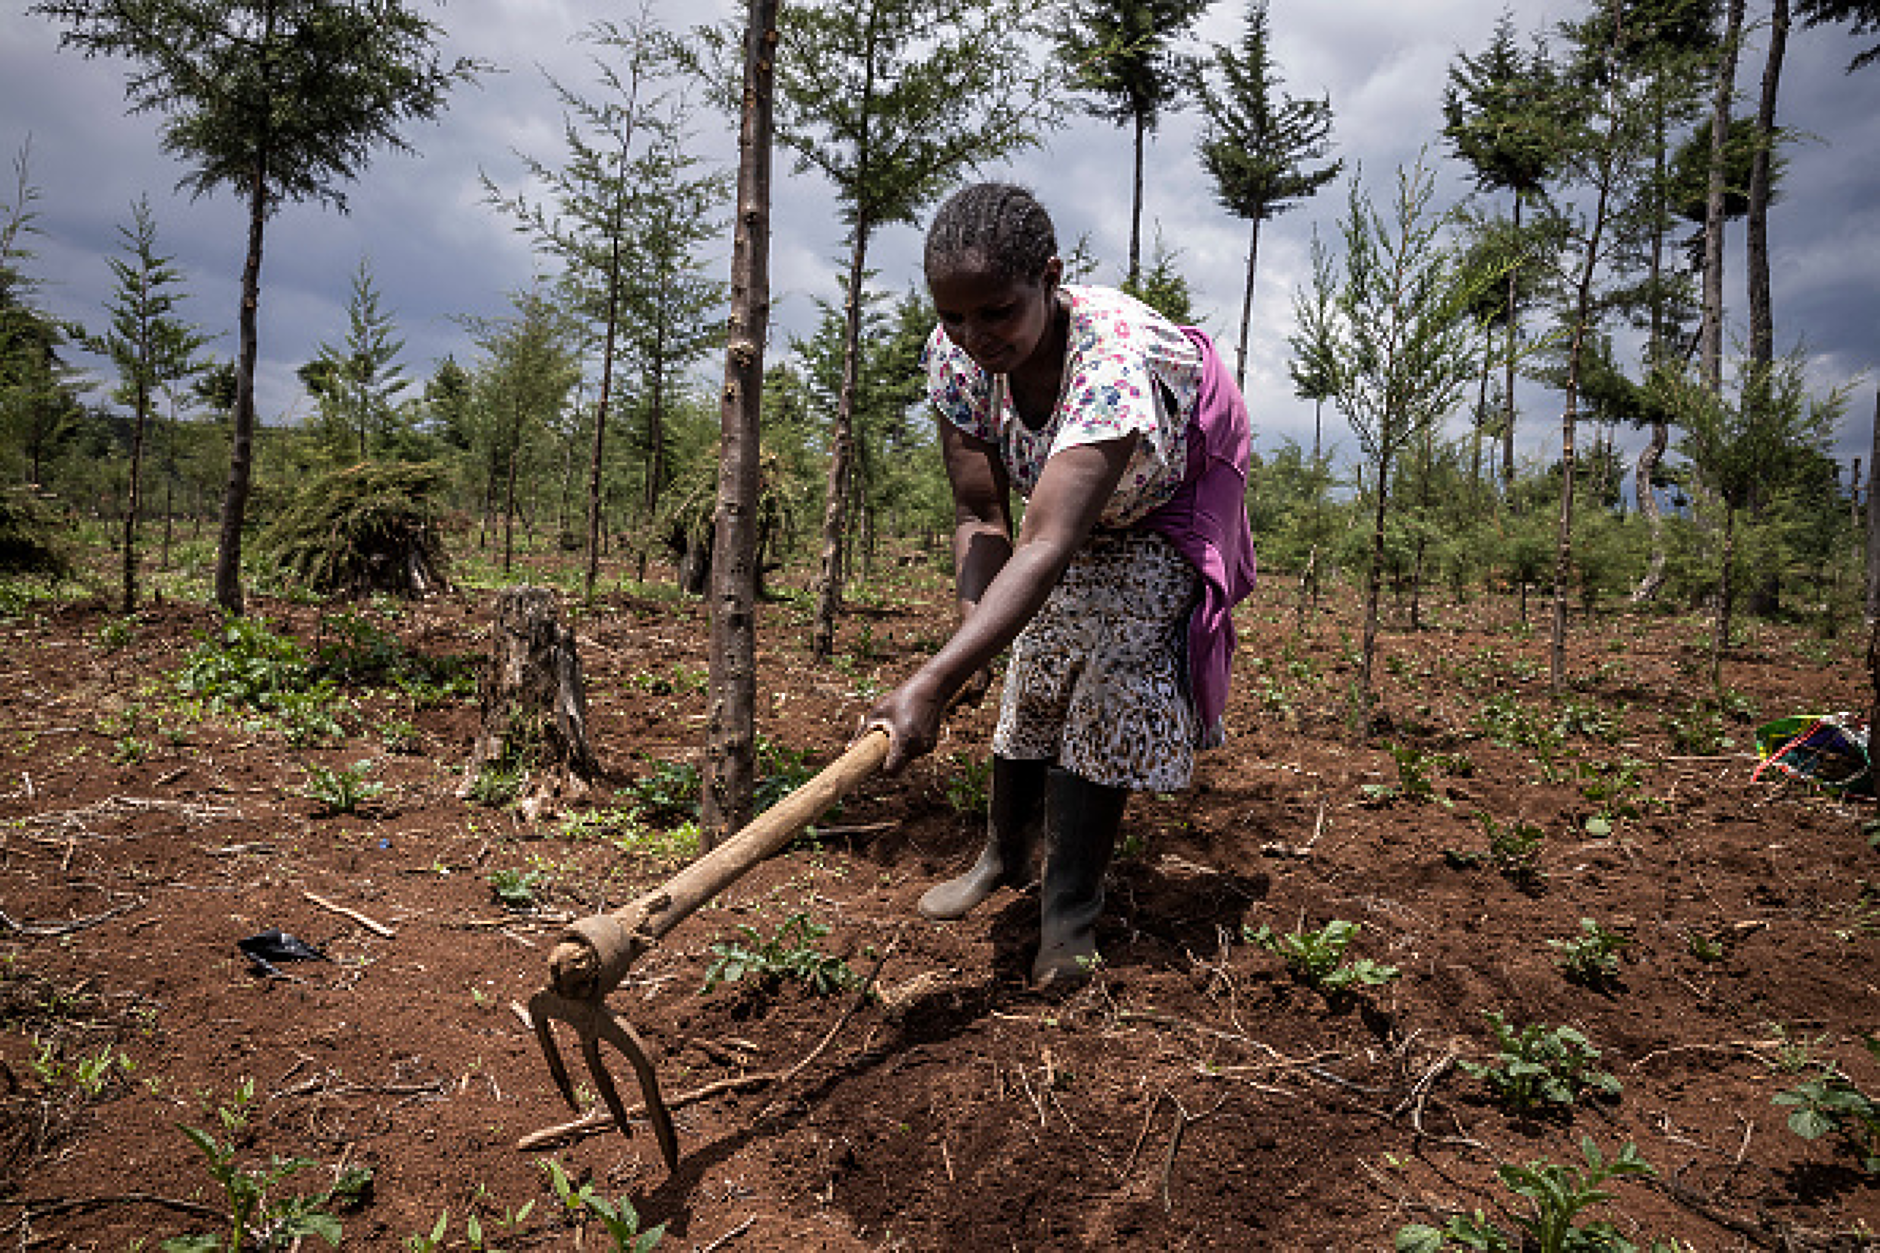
[527,983,679,1172]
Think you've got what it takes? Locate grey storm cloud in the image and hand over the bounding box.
[4,0,1876,469]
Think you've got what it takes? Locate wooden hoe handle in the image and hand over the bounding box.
[525,727,892,1165]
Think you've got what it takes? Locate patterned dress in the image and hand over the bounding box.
[924,285,1208,791]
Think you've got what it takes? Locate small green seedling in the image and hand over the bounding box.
[540,1160,664,1251]
[1773,1034,1880,1174]
[1459,1011,1621,1115]
[1549,918,1631,987]
[161,1120,370,1253]
[1245,919,1399,993]
[1475,813,1546,891]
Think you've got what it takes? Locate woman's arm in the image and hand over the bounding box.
[866,425,1139,771]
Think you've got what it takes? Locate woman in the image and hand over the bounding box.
[865,182,1257,991]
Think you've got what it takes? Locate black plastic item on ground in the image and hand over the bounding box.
[237,928,328,978]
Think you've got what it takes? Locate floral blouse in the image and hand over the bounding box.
[924,284,1201,529]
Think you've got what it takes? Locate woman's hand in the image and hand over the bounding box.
[861,673,950,774]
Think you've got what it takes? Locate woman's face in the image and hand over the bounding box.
[927,252,1062,378]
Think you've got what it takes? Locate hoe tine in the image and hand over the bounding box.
[527,989,581,1111]
[525,985,679,1173]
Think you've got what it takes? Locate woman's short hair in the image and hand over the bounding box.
[924,182,1058,284]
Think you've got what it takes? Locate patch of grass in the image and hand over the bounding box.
[1662,701,1732,755]
[488,868,546,911]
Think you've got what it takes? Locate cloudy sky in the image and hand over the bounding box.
[4,0,1877,478]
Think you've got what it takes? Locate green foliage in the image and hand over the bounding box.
[942,752,994,816]
[299,760,382,816]
[1459,1011,1621,1114]
[539,1160,664,1251]
[1397,1138,1663,1253]
[622,760,701,826]
[1246,919,1399,992]
[702,912,858,997]
[1574,757,1645,833]
[1550,918,1631,987]
[488,868,545,911]
[1773,1034,1880,1173]
[754,736,817,816]
[161,1119,370,1252]
[0,488,73,579]
[1661,701,1731,754]
[259,461,450,597]
[30,1037,135,1098]
[1469,812,1547,891]
[176,617,315,710]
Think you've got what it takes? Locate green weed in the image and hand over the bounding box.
[702,912,858,997]
[1550,918,1631,988]
[1396,1138,1669,1253]
[160,1119,370,1252]
[540,1159,665,1251]
[1245,919,1400,993]
[1773,1034,1880,1173]
[489,868,546,911]
[1459,1011,1621,1115]
[942,752,994,816]
[299,761,383,816]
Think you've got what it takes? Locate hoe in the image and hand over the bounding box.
[524,727,892,1170]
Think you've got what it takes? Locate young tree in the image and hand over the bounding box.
[1194,0,1341,390]
[771,0,1059,660]
[34,0,478,615]
[1542,0,1663,690]
[703,0,779,844]
[1668,356,1841,686]
[483,13,710,601]
[1311,161,1484,732]
[93,197,207,612]
[300,257,408,464]
[466,291,581,577]
[1443,14,1563,497]
[1057,0,1211,287]
[0,143,83,488]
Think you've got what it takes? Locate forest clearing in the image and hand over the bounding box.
[1,533,1875,1251]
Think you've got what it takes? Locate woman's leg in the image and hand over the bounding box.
[1032,767,1129,990]
[918,754,1051,920]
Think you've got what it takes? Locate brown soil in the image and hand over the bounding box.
[2,564,1877,1251]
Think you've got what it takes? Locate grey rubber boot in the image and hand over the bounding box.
[1031,768,1129,992]
[918,756,1050,921]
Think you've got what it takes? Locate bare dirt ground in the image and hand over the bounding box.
[2,558,1877,1251]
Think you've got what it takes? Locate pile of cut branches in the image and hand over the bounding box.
[0,488,72,579]
[260,461,449,598]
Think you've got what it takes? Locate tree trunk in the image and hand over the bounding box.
[585,209,624,604]
[1866,388,1879,629]
[704,0,777,847]
[459,585,599,820]
[813,217,872,661]
[1128,109,1145,290]
[122,379,149,615]
[1747,0,1787,372]
[1358,460,1390,737]
[214,158,268,616]
[1713,502,1736,689]
[1234,217,1261,391]
[1503,193,1522,500]
[1630,418,1670,603]
[503,417,519,576]
[1701,0,1745,394]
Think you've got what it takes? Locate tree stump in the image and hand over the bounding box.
[459,586,599,819]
